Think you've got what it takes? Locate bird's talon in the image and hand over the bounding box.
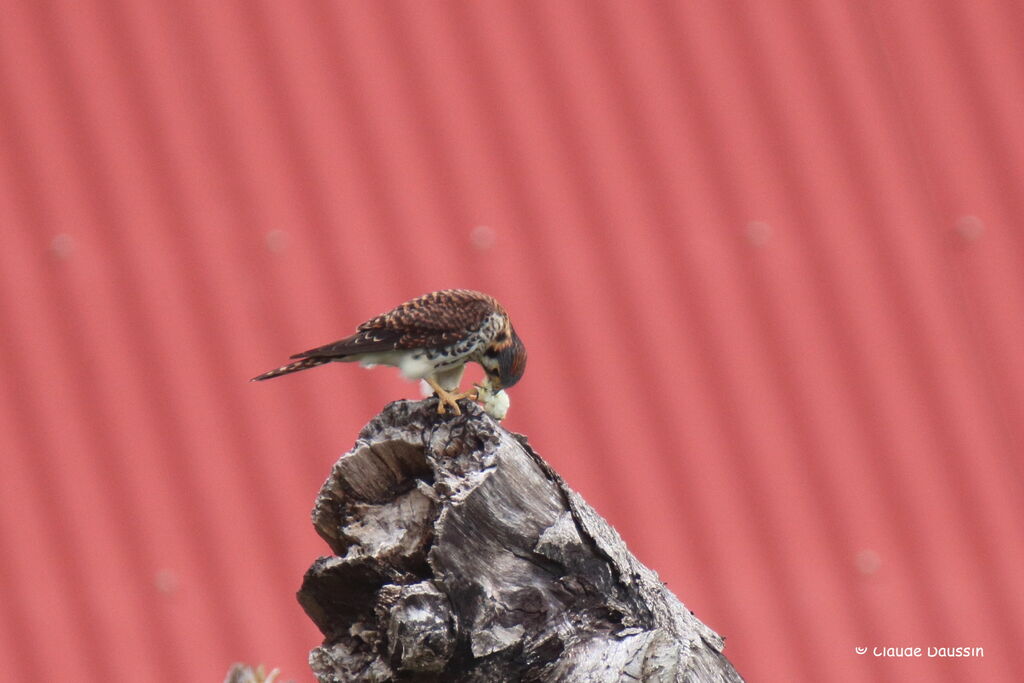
[427,377,475,416]
[435,396,462,415]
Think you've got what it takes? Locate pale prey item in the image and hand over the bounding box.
[475,382,511,421]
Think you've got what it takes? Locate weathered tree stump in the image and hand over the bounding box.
[298,399,743,682]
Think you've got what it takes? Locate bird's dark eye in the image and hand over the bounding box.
[495,331,508,342]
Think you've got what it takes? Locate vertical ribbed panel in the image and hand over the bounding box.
[0,1,1021,680]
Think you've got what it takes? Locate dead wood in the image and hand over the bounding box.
[298,399,743,682]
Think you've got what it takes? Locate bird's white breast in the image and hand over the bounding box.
[397,352,436,381]
[350,350,436,381]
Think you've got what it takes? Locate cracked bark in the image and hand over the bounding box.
[298,399,743,682]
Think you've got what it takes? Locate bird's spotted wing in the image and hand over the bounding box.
[289,327,403,359]
[291,289,501,360]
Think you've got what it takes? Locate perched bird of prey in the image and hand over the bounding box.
[251,289,526,419]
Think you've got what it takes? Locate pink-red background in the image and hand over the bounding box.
[2,1,1023,681]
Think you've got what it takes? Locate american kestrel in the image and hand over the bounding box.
[251,289,526,419]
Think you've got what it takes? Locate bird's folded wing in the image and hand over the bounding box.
[289,328,403,359]
[292,295,496,359]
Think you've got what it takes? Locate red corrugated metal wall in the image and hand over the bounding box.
[2,1,1022,680]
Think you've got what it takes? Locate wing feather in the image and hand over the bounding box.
[290,328,402,359]
[290,289,501,360]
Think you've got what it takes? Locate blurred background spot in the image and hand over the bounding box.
[470,225,496,251]
[955,215,984,243]
[155,569,179,595]
[745,221,772,247]
[265,229,289,253]
[855,549,882,576]
[50,233,75,259]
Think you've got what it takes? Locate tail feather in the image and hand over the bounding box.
[251,356,331,381]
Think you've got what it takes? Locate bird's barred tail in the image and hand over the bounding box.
[250,357,331,381]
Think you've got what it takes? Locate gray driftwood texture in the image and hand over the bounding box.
[298,399,743,682]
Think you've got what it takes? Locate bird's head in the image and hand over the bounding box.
[482,327,527,390]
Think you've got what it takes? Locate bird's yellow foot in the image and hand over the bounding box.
[426,378,477,415]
